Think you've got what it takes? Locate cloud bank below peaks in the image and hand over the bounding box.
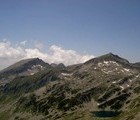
[0,40,94,69]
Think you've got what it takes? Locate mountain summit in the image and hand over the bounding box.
[85,53,129,65]
[0,58,51,80]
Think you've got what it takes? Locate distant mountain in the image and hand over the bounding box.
[0,53,139,120]
[51,63,66,69]
[0,58,51,81]
[85,53,129,65]
[84,53,140,74]
[133,62,140,68]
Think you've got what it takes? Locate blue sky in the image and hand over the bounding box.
[0,0,140,68]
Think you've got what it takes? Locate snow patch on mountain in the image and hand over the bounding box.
[61,73,73,77]
[123,68,130,72]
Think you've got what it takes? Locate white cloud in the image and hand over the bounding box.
[0,40,94,70]
[20,40,27,45]
[0,41,25,58]
[47,45,94,65]
[25,48,48,60]
[34,41,44,50]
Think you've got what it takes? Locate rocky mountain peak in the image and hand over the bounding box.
[51,63,65,69]
[0,58,51,79]
[85,53,129,65]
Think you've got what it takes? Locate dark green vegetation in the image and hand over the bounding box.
[0,53,139,120]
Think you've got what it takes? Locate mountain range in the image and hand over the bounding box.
[0,53,139,120]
